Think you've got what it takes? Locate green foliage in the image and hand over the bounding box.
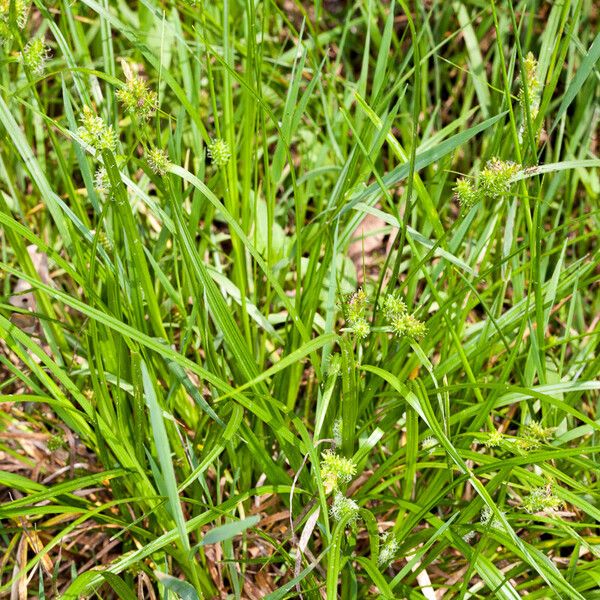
[0,0,599,598]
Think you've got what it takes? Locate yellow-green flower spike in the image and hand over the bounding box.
[116,64,158,121]
[78,106,118,152]
[522,486,563,514]
[146,147,171,176]
[0,0,29,41]
[330,490,359,524]
[320,450,356,494]
[453,177,481,208]
[20,38,50,75]
[207,138,231,168]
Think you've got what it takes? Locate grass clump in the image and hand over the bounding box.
[0,0,599,598]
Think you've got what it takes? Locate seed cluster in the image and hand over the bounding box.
[454,158,521,208]
[382,293,426,340]
[116,68,158,121]
[20,37,50,75]
[207,138,231,168]
[146,147,171,176]
[320,449,356,495]
[77,106,118,153]
[345,288,370,339]
[522,487,563,514]
[0,0,29,41]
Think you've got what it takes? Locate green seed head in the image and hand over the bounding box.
[350,316,370,339]
[320,450,356,494]
[94,167,111,194]
[480,506,505,530]
[520,52,541,117]
[523,421,555,443]
[478,158,520,199]
[78,106,118,152]
[390,312,426,340]
[345,289,371,338]
[332,418,343,449]
[378,532,399,566]
[484,429,503,448]
[21,37,50,75]
[382,294,407,321]
[421,436,438,453]
[47,433,66,452]
[330,490,359,524]
[522,486,563,514]
[453,177,481,208]
[207,138,231,168]
[96,230,112,253]
[116,64,157,121]
[146,147,171,176]
[0,0,29,40]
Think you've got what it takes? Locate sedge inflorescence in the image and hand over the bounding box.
[77,106,118,153]
[479,158,521,199]
[523,421,556,444]
[332,417,343,449]
[343,289,427,341]
[453,158,521,209]
[484,420,556,455]
[484,428,504,448]
[345,288,370,339]
[20,37,51,75]
[514,421,556,454]
[116,63,158,121]
[421,436,438,453]
[0,0,29,41]
[522,486,563,514]
[146,147,171,176]
[382,293,426,340]
[330,491,359,525]
[321,450,359,527]
[207,138,231,168]
[320,449,356,495]
[480,505,505,531]
[94,167,111,195]
[378,532,399,566]
[519,52,542,141]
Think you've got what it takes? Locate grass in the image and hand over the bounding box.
[0,0,599,597]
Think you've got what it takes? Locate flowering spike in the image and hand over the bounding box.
[378,532,399,566]
[94,167,111,194]
[0,0,29,41]
[389,312,426,340]
[330,490,359,524]
[522,486,563,514]
[320,450,356,494]
[20,38,51,75]
[146,147,171,176]
[382,294,407,321]
[332,418,343,449]
[421,436,438,453]
[207,138,231,168]
[478,158,520,199]
[345,288,370,339]
[484,429,503,448]
[480,506,505,531]
[519,51,542,141]
[78,106,118,152]
[453,177,481,208]
[523,421,555,443]
[116,64,158,121]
